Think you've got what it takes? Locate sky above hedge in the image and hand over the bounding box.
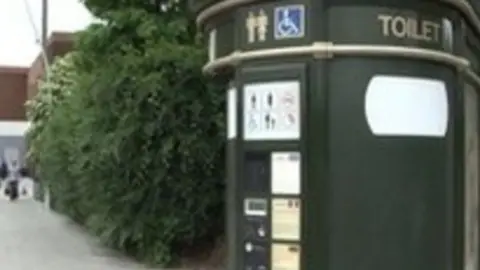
[0,0,94,67]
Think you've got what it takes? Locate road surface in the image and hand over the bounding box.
[0,198,157,270]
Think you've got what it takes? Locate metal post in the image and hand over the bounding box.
[22,0,50,209]
[41,0,48,69]
[40,0,51,211]
[22,0,50,72]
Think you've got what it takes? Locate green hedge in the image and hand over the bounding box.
[27,8,226,266]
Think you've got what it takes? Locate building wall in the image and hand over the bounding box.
[0,68,28,120]
[0,121,30,168]
[27,32,74,100]
[27,56,43,101]
[0,32,75,124]
[0,32,74,172]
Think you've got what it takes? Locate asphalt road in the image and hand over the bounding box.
[0,199,156,270]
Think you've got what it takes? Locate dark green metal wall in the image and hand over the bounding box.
[192,0,480,269]
[326,59,455,270]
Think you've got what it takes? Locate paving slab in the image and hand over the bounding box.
[0,199,158,270]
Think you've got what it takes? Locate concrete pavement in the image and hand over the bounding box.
[0,199,157,270]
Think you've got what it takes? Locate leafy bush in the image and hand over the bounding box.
[26,52,79,150]
[27,7,226,266]
[26,52,84,206]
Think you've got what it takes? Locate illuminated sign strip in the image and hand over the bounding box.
[196,0,480,40]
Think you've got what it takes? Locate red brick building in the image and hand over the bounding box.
[0,31,74,124]
[0,30,73,158]
[27,31,74,101]
[0,31,74,171]
[0,67,28,121]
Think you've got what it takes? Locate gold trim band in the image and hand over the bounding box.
[204,43,469,71]
[466,69,480,86]
[204,43,480,86]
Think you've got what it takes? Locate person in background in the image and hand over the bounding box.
[18,165,30,196]
[0,159,7,180]
[4,160,20,201]
[0,158,8,193]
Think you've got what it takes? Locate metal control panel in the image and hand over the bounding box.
[239,65,304,270]
[243,152,270,270]
[244,198,269,270]
[242,149,302,270]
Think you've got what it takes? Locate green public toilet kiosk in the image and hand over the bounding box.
[191,0,480,269]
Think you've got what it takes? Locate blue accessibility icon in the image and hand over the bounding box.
[274,5,305,40]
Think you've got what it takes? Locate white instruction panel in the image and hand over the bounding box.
[271,198,301,241]
[271,152,301,195]
[271,243,300,270]
[227,87,237,139]
[243,81,300,140]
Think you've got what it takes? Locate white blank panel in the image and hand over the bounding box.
[208,29,216,62]
[364,75,448,137]
[227,88,237,139]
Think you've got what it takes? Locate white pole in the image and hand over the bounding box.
[22,0,51,210]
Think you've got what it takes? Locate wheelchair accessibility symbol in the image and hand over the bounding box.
[274,5,305,39]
